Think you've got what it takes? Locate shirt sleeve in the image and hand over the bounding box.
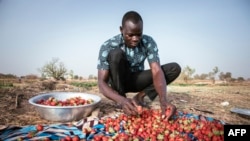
[144,36,160,64]
[97,41,110,70]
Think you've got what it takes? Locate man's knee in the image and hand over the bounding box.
[108,48,124,62]
[161,62,181,84]
[162,62,181,74]
[173,62,181,75]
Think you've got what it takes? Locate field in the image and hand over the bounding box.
[0,79,249,128]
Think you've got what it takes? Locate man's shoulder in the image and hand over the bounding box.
[141,34,155,45]
[102,34,122,46]
[142,34,152,39]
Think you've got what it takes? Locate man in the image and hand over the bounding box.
[97,11,181,120]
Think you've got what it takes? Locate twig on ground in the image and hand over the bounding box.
[190,107,214,114]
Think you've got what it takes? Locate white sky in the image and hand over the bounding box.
[0,0,249,79]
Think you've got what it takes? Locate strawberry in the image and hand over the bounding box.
[71,135,80,141]
[27,131,36,138]
[36,124,44,131]
[64,135,72,141]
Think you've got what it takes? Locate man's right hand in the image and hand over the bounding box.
[161,102,176,121]
[119,98,139,115]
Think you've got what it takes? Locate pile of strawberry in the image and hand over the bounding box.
[36,96,94,106]
[83,108,224,141]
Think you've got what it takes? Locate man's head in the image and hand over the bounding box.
[120,11,143,48]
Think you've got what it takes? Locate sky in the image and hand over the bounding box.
[0,0,249,79]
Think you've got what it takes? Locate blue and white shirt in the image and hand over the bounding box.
[97,34,160,72]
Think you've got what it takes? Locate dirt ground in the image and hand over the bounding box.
[0,80,249,127]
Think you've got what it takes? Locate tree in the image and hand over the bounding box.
[237,77,244,82]
[79,76,83,80]
[219,72,232,82]
[208,66,219,84]
[69,70,74,79]
[88,74,97,80]
[181,66,195,83]
[38,58,67,80]
[193,73,208,80]
[88,74,94,80]
[200,73,208,80]
[74,75,79,80]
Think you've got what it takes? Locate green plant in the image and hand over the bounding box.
[70,81,97,90]
[0,81,14,88]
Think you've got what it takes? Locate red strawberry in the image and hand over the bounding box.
[72,135,80,141]
[36,124,44,131]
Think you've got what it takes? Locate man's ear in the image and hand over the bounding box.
[119,26,123,33]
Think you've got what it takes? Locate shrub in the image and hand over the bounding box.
[70,81,97,90]
[41,81,56,90]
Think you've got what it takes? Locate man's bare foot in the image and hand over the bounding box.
[133,91,147,107]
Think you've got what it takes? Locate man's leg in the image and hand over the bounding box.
[145,62,181,100]
[108,48,129,97]
[161,62,182,84]
[126,62,181,101]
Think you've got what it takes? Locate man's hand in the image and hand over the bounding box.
[160,102,176,121]
[119,98,139,115]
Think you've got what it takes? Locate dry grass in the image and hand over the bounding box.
[166,85,250,124]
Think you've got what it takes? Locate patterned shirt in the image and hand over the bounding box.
[97,34,160,72]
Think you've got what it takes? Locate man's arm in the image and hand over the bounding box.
[98,69,124,102]
[149,62,167,107]
[149,62,176,119]
[98,69,138,115]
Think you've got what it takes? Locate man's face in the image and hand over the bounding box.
[120,20,143,48]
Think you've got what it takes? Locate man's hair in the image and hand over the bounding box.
[122,11,143,27]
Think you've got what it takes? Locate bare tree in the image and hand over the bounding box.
[38,58,67,80]
[208,66,219,84]
[69,70,74,79]
[181,66,195,83]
